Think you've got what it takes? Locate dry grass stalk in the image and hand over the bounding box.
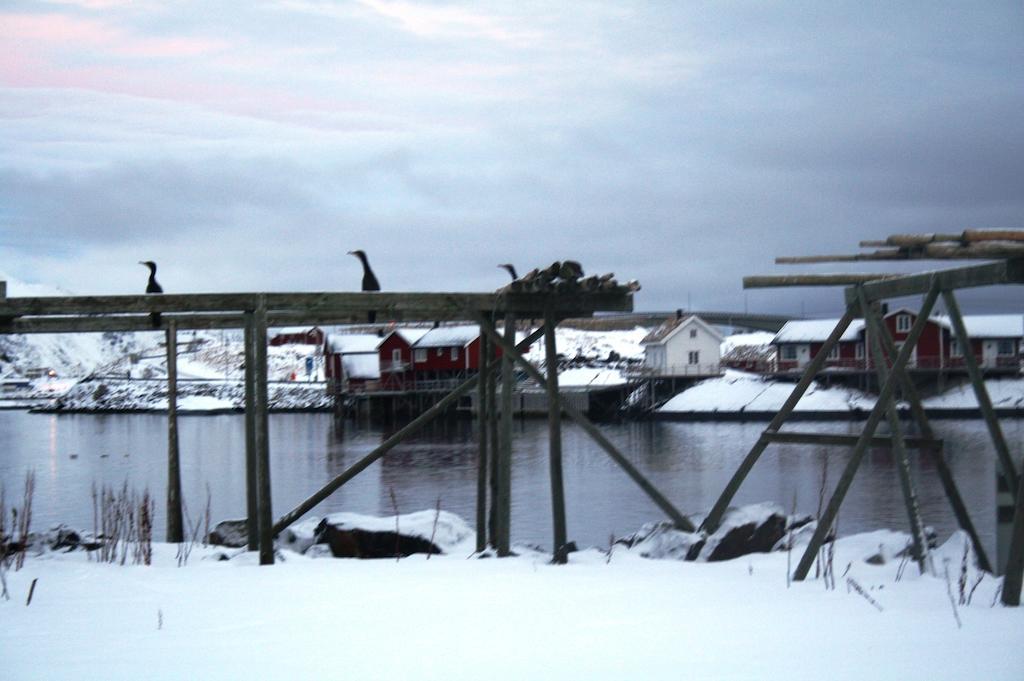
[388,487,400,561]
[426,497,441,560]
[846,577,884,612]
[943,558,963,629]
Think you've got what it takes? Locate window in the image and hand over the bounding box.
[391,349,401,364]
[997,340,1016,356]
[855,343,865,360]
[414,349,426,362]
[827,345,840,360]
[451,347,459,361]
[436,348,443,357]
[782,345,797,360]
[896,314,911,333]
[688,350,699,365]
[950,340,962,357]
[689,329,697,339]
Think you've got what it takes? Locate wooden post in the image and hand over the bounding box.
[793,285,940,581]
[475,324,489,553]
[497,313,515,557]
[243,312,259,551]
[859,291,929,574]
[870,301,992,572]
[487,326,500,548]
[474,316,695,532]
[165,319,184,543]
[942,290,1020,493]
[702,305,859,534]
[1002,461,1024,606]
[544,307,568,563]
[253,297,274,565]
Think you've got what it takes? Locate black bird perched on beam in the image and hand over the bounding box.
[348,249,380,323]
[138,260,163,328]
[498,263,518,281]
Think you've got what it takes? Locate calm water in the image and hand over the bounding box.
[1,410,1020,556]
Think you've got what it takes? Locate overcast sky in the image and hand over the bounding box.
[2,1,1022,317]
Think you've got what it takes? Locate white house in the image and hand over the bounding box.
[640,314,725,376]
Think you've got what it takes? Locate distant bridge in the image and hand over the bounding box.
[565,310,794,333]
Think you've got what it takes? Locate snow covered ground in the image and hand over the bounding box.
[2,522,1020,680]
[660,370,880,413]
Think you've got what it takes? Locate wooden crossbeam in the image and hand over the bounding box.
[777,242,1024,264]
[744,274,903,288]
[845,259,1024,303]
[0,290,633,320]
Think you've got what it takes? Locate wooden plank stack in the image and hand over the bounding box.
[776,228,1024,264]
[499,260,641,295]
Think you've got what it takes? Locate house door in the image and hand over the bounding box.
[982,340,998,368]
[797,344,810,368]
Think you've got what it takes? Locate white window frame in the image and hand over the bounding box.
[450,347,459,361]
[997,339,1015,356]
[827,345,840,360]
[782,345,797,360]
[436,348,443,357]
[688,350,699,365]
[391,348,401,364]
[689,328,697,339]
[896,314,911,333]
[855,343,865,360]
[414,348,427,362]
[950,339,962,357]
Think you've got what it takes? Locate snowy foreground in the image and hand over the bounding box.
[3,522,1022,680]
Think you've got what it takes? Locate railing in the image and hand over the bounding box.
[624,363,724,378]
[776,354,1022,372]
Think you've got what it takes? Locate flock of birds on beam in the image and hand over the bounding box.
[137,253,639,329]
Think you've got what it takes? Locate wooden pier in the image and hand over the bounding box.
[0,273,698,567]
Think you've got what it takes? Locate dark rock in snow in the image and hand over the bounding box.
[316,519,442,559]
[207,519,250,548]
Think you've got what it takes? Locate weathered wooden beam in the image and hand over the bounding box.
[964,229,1024,243]
[1003,466,1024,606]
[0,290,632,319]
[243,312,258,551]
[942,290,1020,493]
[793,285,941,581]
[165,320,184,544]
[253,298,274,566]
[846,259,1024,304]
[922,242,1024,259]
[475,324,490,553]
[701,306,859,535]
[475,316,696,533]
[775,250,907,264]
[496,314,515,557]
[744,274,903,289]
[885,233,964,247]
[763,432,942,449]
[544,307,568,564]
[271,327,548,535]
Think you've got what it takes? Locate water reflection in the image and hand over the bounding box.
[0,410,1019,557]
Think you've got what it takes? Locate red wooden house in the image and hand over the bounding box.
[773,310,1022,372]
[269,326,325,347]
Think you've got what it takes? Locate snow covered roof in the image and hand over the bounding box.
[641,315,724,345]
[773,314,1022,344]
[413,325,479,348]
[272,326,321,336]
[329,334,382,354]
[343,354,380,380]
[393,327,431,345]
[932,314,1023,339]
[773,319,865,344]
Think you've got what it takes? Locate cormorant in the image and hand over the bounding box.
[348,250,380,323]
[498,263,518,281]
[139,260,162,328]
